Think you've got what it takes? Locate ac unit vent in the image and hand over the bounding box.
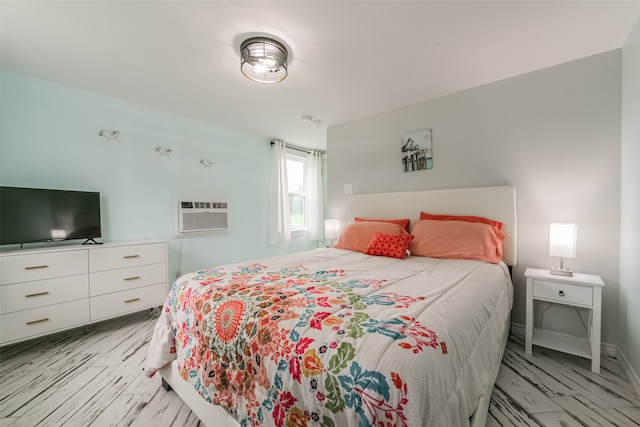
[177,199,229,234]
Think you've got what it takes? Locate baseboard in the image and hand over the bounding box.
[602,342,617,358]
[617,347,640,398]
[511,322,525,338]
[510,322,616,357]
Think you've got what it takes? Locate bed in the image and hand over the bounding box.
[144,185,517,427]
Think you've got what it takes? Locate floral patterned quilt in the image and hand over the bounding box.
[144,248,513,427]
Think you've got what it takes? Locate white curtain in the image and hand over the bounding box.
[268,140,291,245]
[306,150,324,241]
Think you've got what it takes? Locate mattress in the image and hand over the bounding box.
[144,247,513,426]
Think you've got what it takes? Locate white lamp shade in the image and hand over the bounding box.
[324,219,340,240]
[549,223,577,258]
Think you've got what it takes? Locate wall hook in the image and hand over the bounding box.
[98,130,120,144]
[155,146,173,157]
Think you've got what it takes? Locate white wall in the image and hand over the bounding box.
[620,18,640,386]
[327,51,622,345]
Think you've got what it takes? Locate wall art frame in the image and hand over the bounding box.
[401,128,432,172]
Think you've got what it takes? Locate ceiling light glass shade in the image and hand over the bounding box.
[240,37,288,84]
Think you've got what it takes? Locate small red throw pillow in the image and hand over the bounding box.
[365,232,415,259]
[334,222,408,253]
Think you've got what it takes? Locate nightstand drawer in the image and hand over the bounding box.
[533,280,592,307]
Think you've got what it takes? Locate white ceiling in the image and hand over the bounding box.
[2,1,639,150]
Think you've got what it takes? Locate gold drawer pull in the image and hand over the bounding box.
[26,318,49,325]
[25,265,49,270]
[125,298,141,303]
[26,291,50,298]
[123,255,140,259]
[124,276,141,281]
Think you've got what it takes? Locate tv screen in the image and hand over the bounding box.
[0,186,101,245]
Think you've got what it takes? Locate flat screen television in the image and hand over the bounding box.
[0,186,102,246]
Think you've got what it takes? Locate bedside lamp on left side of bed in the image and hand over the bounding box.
[324,219,340,247]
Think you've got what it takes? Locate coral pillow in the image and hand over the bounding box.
[419,212,503,230]
[355,217,411,232]
[334,222,408,253]
[410,220,505,264]
[365,232,414,259]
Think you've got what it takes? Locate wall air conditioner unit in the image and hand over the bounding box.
[176,199,229,235]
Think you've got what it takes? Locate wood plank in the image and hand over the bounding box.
[487,379,543,426]
[501,339,580,397]
[1,309,638,427]
[550,395,626,427]
[603,406,640,426]
[131,386,202,426]
[493,364,563,414]
[533,410,592,427]
[508,335,640,409]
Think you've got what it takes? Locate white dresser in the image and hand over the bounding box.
[0,240,167,346]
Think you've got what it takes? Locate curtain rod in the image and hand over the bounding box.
[270,140,325,155]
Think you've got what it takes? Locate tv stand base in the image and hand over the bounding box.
[82,238,103,245]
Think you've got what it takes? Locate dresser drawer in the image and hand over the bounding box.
[90,283,166,321]
[1,251,88,284]
[533,279,593,307]
[0,299,90,344]
[90,263,167,296]
[89,243,166,272]
[0,275,89,314]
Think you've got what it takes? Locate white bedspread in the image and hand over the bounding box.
[145,248,513,426]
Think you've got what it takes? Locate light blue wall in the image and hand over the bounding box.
[620,17,640,388]
[0,71,317,279]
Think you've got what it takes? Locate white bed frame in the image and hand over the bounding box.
[159,185,517,427]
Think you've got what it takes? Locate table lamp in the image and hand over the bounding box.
[549,223,577,277]
[324,219,340,247]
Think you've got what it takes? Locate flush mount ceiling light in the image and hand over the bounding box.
[240,36,288,84]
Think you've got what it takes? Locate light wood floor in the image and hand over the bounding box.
[1,309,638,426]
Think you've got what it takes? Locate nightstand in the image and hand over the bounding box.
[524,267,605,373]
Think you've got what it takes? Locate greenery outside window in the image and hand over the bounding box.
[286,153,307,233]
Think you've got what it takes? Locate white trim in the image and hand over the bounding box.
[618,346,640,398]
[290,228,308,237]
[511,322,525,338]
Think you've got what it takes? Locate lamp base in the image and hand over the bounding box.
[551,267,573,277]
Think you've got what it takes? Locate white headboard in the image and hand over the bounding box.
[349,185,517,266]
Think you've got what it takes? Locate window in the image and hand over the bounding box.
[286,153,307,232]
[268,140,323,246]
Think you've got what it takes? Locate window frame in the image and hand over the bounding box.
[286,151,308,235]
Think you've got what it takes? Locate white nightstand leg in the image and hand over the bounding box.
[591,287,602,374]
[525,278,533,354]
